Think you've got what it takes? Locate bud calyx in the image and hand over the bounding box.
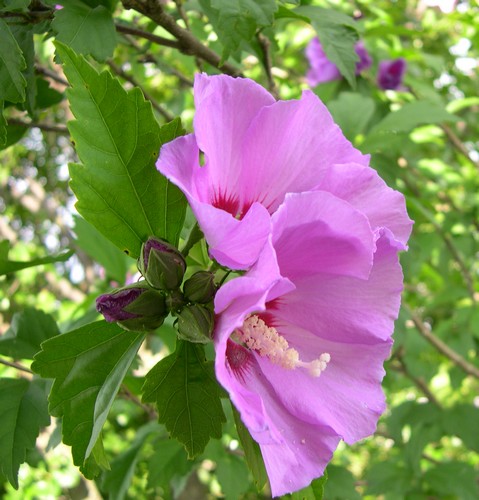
[138,237,186,291]
[96,282,167,332]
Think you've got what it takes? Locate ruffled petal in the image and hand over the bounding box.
[156,133,272,269]
[156,133,208,201]
[193,73,275,213]
[239,90,369,212]
[271,229,404,345]
[255,330,391,444]
[243,359,340,497]
[192,201,272,269]
[316,163,413,248]
[271,191,375,281]
[216,313,340,497]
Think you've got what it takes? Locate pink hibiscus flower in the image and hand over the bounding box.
[214,189,411,496]
[156,74,370,269]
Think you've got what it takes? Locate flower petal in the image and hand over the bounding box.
[156,133,208,201]
[239,90,369,212]
[224,345,340,497]
[255,330,392,444]
[193,73,275,211]
[271,229,404,345]
[157,133,272,269]
[316,163,413,248]
[271,191,375,281]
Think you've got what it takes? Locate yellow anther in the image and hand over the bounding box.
[236,315,330,377]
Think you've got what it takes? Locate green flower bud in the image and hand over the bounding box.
[176,304,214,343]
[183,271,217,304]
[96,282,167,332]
[138,237,186,291]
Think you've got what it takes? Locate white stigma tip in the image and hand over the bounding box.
[236,315,331,377]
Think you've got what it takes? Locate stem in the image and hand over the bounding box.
[406,195,476,302]
[115,23,180,49]
[119,384,157,419]
[35,63,69,86]
[121,0,242,76]
[0,358,33,374]
[390,348,441,407]
[257,32,278,99]
[181,223,203,257]
[7,118,69,135]
[118,31,194,86]
[404,304,479,380]
[441,123,479,173]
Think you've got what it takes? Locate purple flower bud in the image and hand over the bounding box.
[96,282,167,332]
[138,237,186,291]
[377,58,407,90]
[183,271,217,304]
[176,304,214,343]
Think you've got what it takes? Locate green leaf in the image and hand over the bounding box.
[0,101,6,147]
[204,438,250,499]
[147,437,196,492]
[0,0,30,10]
[31,321,145,476]
[142,340,226,458]
[0,19,26,103]
[0,307,60,359]
[362,101,458,152]
[201,0,278,62]
[327,92,376,141]
[73,215,130,283]
[101,422,160,500]
[371,101,458,134]
[35,77,64,110]
[442,404,479,452]
[232,406,268,490]
[323,465,360,500]
[366,459,413,497]
[56,42,186,258]
[0,378,50,489]
[52,1,117,62]
[0,119,27,150]
[8,23,35,115]
[0,240,73,275]
[423,462,479,500]
[294,6,359,87]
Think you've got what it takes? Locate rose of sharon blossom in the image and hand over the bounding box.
[156,74,369,269]
[306,37,372,86]
[214,188,412,496]
[377,58,407,90]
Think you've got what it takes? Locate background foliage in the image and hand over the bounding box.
[1,0,478,498]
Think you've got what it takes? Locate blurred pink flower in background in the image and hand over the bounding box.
[305,37,372,86]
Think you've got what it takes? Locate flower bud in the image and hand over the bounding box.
[176,304,214,343]
[183,271,216,304]
[96,282,167,332]
[138,237,186,291]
